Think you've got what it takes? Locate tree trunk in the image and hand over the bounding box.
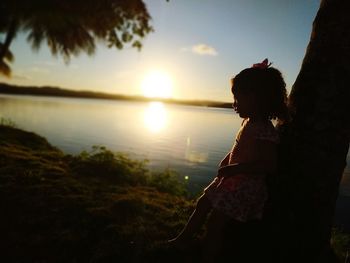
[277,0,350,261]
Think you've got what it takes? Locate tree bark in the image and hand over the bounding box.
[277,0,350,261]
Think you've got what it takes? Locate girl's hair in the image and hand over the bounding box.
[231,66,289,124]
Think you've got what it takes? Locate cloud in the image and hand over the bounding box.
[10,69,32,80]
[191,44,218,56]
[115,70,133,79]
[34,60,58,67]
[13,74,31,80]
[180,47,190,52]
[30,67,50,74]
[69,64,79,69]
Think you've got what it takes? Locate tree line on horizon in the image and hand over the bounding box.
[0,82,233,108]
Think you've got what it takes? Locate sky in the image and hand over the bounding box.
[0,0,320,102]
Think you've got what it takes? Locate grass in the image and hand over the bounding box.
[331,228,350,262]
[0,123,349,262]
[0,124,196,262]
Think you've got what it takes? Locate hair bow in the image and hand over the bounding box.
[252,58,272,69]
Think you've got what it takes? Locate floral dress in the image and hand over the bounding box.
[204,118,279,222]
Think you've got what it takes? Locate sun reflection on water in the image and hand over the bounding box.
[143,102,167,133]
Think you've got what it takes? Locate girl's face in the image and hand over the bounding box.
[232,91,258,118]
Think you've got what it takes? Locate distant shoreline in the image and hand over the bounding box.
[0,82,233,109]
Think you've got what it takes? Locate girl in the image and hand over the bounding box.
[168,59,288,261]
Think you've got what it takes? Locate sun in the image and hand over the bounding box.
[141,70,173,98]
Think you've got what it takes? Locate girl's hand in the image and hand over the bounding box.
[218,153,230,167]
[217,163,242,178]
[217,166,228,178]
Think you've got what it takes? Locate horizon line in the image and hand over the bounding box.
[0,82,233,109]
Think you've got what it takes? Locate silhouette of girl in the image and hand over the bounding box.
[168,59,288,262]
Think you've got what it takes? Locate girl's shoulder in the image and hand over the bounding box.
[242,119,279,143]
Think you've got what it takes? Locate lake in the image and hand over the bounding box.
[1,94,349,229]
[0,94,241,189]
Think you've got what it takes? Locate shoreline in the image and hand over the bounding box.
[0,82,233,109]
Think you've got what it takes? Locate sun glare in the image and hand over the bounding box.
[143,102,167,133]
[141,70,173,98]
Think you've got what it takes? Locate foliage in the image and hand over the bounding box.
[67,145,189,197]
[0,0,153,76]
[331,227,350,262]
[0,124,194,262]
[68,145,149,185]
[0,117,17,127]
[0,42,14,75]
[147,168,189,197]
[0,82,234,108]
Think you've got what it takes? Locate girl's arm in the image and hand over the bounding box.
[217,161,276,177]
[217,139,277,178]
[218,152,231,167]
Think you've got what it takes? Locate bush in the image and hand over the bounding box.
[147,168,188,197]
[0,117,17,128]
[68,146,189,196]
[68,146,149,185]
[331,227,350,262]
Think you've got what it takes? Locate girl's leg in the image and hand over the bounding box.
[202,209,230,263]
[168,194,212,246]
